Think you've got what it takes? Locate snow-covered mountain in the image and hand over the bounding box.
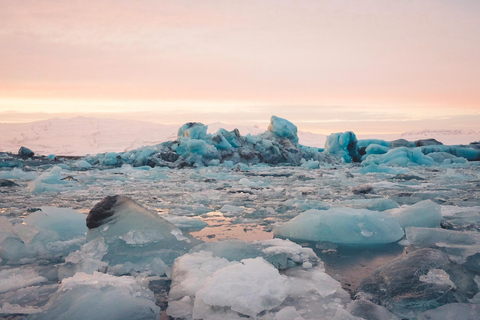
[0,117,327,156]
[1,117,477,156]
[397,129,480,145]
[0,117,179,156]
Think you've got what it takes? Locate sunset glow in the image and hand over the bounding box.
[1,0,479,134]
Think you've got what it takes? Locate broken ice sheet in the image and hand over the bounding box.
[0,207,86,264]
[168,239,353,320]
[29,272,160,320]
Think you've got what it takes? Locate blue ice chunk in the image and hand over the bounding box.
[28,166,78,194]
[363,147,435,167]
[129,146,157,167]
[207,159,220,166]
[72,160,92,170]
[365,144,390,155]
[222,160,234,168]
[421,145,480,161]
[219,128,242,148]
[104,152,122,166]
[18,146,34,157]
[29,272,160,320]
[274,208,404,244]
[210,133,233,150]
[85,196,199,274]
[357,139,390,149]
[0,207,87,264]
[325,131,360,163]
[176,139,210,156]
[177,122,208,140]
[301,159,320,169]
[267,116,299,142]
[427,152,468,164]
[388,200,442,229]
[0,168,37,180]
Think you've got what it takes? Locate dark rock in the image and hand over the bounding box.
[390,174,426,181]
[158,151,179,163]
[355,248,478,319]
[18,146,34,157]
[390,139,413,148]
[352,184,373,194]
[86,195,119,229]
[463,252,480,273]
[0,179,18,187]
[61,176,78,181]
[414,139,443,147]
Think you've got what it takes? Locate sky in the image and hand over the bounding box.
[1,0,479,134]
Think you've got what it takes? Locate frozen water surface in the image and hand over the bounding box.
[1,117,480,319]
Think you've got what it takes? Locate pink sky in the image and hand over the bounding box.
[1,0,479,134]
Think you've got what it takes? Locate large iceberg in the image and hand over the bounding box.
[83,116,335,169]
[273,207,404,244]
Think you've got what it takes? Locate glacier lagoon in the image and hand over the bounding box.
[1,116,480,319]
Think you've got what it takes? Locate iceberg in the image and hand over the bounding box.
[363,147,435,167]
[18,146,35,157]
[421,145,480,161]
[83,116,336,169]
[324,131,360,163]
[267,115,299,143]
[273,207,404,245]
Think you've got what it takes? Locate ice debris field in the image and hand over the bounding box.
[1,116,480,320]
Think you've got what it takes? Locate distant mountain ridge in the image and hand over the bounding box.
[0,117,478,156]
[0,117,326,156]
[399,129,480,145]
